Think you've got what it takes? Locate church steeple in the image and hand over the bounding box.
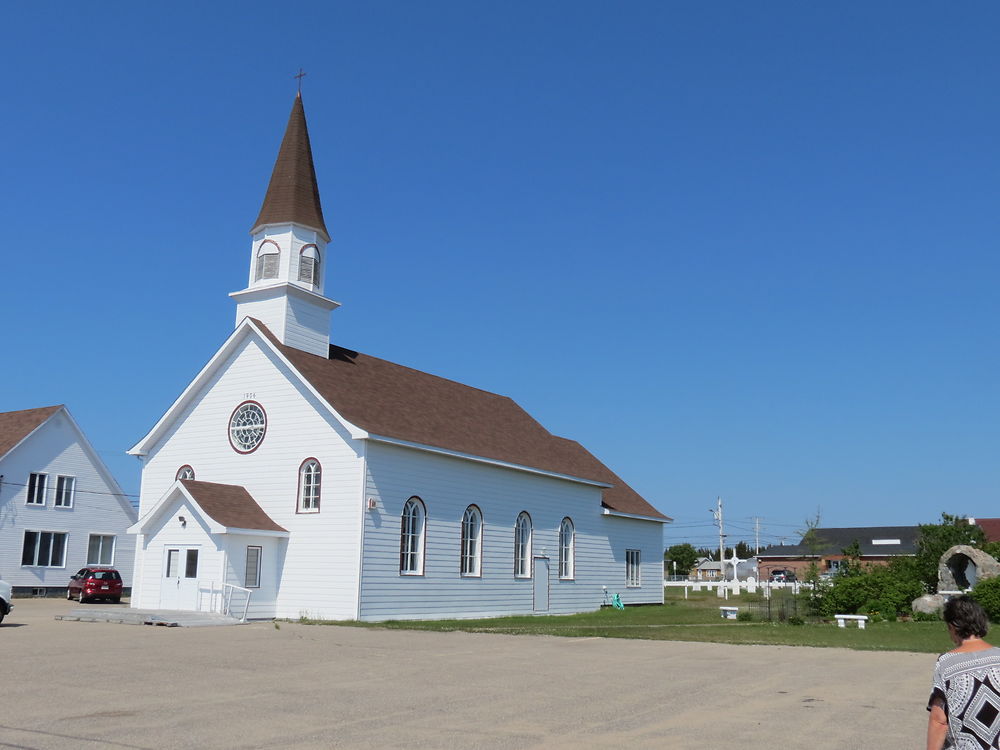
[230,93,339,357]
[251,93,330,243]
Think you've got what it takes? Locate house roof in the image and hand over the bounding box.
[0,405,62,459]
[251,93,329,242]
[758,526,920,557]
[179,480,286,532]
[973,518,1000,543]
[251,321,668,520]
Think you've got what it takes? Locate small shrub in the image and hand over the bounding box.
[912,610,940,622]
[972,577,1000,621]
[787,615,805,626]
[736,611,753,622]
[863,599,896,623]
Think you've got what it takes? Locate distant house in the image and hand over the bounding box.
[970,518,1000,543]
[692,557,723,580]
[691,557,757,581]
[755,526,920,581]
[0,406,136,595]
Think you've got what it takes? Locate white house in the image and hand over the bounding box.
[0,405,136,594]
[127,93,671,621]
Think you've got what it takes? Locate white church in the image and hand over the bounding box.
[127,93,670,621]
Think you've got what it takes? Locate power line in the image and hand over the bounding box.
[0,478,138,500]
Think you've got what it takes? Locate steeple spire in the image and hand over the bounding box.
[232,93,339,357]
[251,93,329,242]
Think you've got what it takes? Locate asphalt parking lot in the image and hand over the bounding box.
[2,598,931,749]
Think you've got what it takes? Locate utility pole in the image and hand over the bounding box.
[753,516,761,554]
[710,497,726,580]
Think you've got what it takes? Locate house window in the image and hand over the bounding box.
[54,476,76,507]
[626,549,641,588]
[245,546,262,588]
[26,472,47,505]
[254,240,280,281]
[88,534,115,565]
[461,505,483,577]
[514,512,532,578]
[176,465,195,481]
[399,497,425,575]
[559,517,575,579]
[21,530,67,567]
[298,244,320,285]
[297,459,321,512]
[185,549,199,578]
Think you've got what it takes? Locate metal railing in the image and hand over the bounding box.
[197,581,253,621]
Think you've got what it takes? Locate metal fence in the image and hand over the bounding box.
[746,593,803,622]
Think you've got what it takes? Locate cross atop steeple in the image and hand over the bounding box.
[294,68,306,94]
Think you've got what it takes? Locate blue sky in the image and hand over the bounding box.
[2,2,998,551]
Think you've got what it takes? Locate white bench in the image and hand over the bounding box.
[835,614,868,629]
[719,606,739,620]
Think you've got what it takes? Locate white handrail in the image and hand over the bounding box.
[197,581,252,621]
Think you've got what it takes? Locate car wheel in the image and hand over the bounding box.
[111,596,121,604]
[0,609,5,625]
[79,591,88,603]
[67,588,74,600]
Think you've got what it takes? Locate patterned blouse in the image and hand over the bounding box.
[929,647,1000,749]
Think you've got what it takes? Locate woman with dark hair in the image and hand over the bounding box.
[927,595,1000,749]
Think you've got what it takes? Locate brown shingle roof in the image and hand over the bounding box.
[0,405,62,459]
[251,93,330,242]
[180,479,287,532]
[251,321,667,520]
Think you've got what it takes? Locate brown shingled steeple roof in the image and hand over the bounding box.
[251,93,329,242]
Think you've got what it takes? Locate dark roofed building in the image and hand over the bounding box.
[756,525,920,580]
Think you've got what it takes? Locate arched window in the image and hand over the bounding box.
[514,512,532,578]
[461,505,483,577]
[400,497,426,575]
[298,244,320,286]
[175,465,195,481]
[298,459,321,512]
[559,517,575,579]
[255,240,280,281]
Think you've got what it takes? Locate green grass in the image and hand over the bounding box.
[296,589,954,653]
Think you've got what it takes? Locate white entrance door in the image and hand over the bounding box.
[160,547,201,610]
[533,557,550,612]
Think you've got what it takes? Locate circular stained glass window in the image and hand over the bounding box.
[229,401,266,453]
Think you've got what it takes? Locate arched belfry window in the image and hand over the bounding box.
[514,512,532,578]
[400,497,426,575]
[559,517,575,579]
[461,505,483,577]
[297,459,321,513]
[175,465,195,481]
[298,244,320,286]
[255,240,280,281]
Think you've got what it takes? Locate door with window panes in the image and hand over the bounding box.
[160,547,200,610]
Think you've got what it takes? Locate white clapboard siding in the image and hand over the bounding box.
[357,442,663,621]
[134,334,364,620]
[0,409,136,589]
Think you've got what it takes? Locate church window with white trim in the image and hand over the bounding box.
[461,505,482,577]
[298,459,321,512]
[399,497,425,575]
[514,512,532,578]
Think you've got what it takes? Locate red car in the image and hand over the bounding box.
[67,567,123,603]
